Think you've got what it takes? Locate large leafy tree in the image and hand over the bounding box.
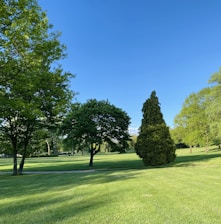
[173,68,221,150]
[61,99,131,167]
[207,68,221,146]
[173,88,212,152]
[0,0,74,175]
[135,91,176,166]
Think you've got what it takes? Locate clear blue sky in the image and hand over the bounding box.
[38,0,221,133]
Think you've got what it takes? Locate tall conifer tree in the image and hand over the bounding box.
[135,91,176,166]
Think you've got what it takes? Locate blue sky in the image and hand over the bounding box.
[38,0,221,133]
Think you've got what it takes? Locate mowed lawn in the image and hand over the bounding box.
[1,148,221,224]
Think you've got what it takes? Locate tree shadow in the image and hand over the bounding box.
[208,148,221,152]
[2,150,221,174]
[17,155,146,172]
[0,170,137,223]
[90,158,146,170]
[171,152,221,167]
[1,151,221,222]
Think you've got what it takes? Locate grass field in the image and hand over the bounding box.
[1,148,221,223]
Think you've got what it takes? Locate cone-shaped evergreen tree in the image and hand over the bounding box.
[135,91,176,166]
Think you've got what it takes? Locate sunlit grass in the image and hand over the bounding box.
[0,148,221,223]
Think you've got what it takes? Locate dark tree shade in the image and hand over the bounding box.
[135,91,176,166]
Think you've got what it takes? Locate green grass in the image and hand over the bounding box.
[1,148,221,223]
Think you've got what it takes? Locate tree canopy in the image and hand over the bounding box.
[172,67,221,150]
[61,99,131,167]
[135,91,176,166]
[0,0,74,175]
[173,88,211,152]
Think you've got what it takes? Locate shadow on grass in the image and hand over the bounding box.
[2,150,221,174]
[0,170,137,223]
[18,154,146,172]
[171,152,221,167]
[1,151,221,222]
[25,152,221,171]
[20,160,146,172]
[208,147,221,152]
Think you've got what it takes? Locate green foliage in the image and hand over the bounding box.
[62,99,131,151]
[207,69,221,145]
[173,89,211,150]
[135,91,176,165]
[0,0,74,174]
[140,91,164,127]
[170,126,187,148]
[173,68,221,149]
[61,99,131,166]
[173,76,221,150]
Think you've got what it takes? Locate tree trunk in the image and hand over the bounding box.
[205,133,209,153]
[189,146,192,154]
[89,144,100,167]
[18,156,25,175]
[18,134,31,174]
[89,150,94,167]
[12,139,18,175]
[13,153,18,175]
[18,143,27,175]
[46,139,50,155]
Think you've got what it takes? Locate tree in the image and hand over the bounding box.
[0,0,74,175]
[170,126,188,148]
[208,68,221,147]
[61,99,131,167]
[173,88,212,152]
[135,91,176,166]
